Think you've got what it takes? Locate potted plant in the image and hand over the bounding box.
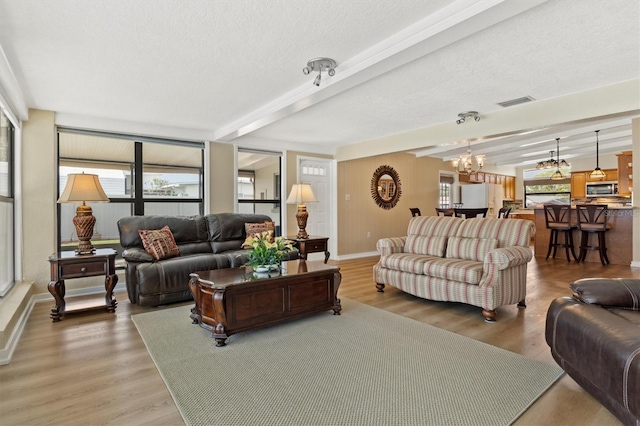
[242,231,294,272]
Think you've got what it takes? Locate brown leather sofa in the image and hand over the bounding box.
[546,278,640,426]
[118,213,298,307]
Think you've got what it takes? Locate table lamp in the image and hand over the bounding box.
[286,183,317,239]
[57,173,110,255]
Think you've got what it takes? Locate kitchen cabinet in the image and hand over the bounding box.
[571,172,586,198]
[617,151,633,196]
[459,172,516,200]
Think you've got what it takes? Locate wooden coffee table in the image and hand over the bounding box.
[189,260,341,346]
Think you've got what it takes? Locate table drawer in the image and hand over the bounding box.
[60,261,106,278]
[304,241,326,252]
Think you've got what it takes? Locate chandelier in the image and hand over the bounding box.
[536,144,569,170]
[451,142,485,174]
[550,138,569,180]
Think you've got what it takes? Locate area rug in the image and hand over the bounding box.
[132,298,564,426]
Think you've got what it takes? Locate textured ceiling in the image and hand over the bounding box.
[0,0,639,167]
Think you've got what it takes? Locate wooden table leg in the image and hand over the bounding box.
[48,280,65,322]
[105,274,118,313]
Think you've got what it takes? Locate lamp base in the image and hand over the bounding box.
[73,204,97,255]
[295,205,310,239]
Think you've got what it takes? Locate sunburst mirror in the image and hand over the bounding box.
[371,165,401,209]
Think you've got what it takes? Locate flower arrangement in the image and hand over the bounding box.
[242,231,294,269]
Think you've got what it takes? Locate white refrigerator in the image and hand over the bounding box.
[460,183,503,217]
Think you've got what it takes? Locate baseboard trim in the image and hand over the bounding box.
[334,251,379,261]
[630,261,640,268]
[0,282,34,365]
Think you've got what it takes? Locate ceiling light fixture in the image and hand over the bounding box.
[455,111,480,125]
[451,142,485,175]
[550,138,568,180]
[303,57,336,87]
[589,130,606,180]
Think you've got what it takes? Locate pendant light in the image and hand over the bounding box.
[550,138,566,180]
[589,130,606,179]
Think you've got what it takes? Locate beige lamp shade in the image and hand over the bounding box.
[58,173,110,203]
[286,183,317,239]
[286,183,317,205]
[57,173,109,255]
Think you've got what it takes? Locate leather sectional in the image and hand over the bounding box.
[546,278,640,426]
[117,213,297,307]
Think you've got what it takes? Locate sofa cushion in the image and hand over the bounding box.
[139,226,180,260]
[118,215,209,248]
[407,216,463,238]
[445,236,498,262]
[405,235,448,257]
[422,258,484,285]
[379,253,442,275]
[455,218,534,248]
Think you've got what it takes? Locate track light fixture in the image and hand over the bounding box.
[456,111,480,125]
[303,57,336,87]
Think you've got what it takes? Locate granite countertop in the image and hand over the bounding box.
[530,205,634,210]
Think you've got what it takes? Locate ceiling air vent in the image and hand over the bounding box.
[497,96,535,108]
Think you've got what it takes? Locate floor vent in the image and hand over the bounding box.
[497,96,535,108]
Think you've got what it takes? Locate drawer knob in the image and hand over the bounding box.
[81,267,87,273]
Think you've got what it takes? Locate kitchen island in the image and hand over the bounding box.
[533,206,634,265]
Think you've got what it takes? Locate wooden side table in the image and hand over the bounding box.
[288,236,330,263]
[48,248,118,322]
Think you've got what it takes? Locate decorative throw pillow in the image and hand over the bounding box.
[138,225,180,261]
[243,221,276,248]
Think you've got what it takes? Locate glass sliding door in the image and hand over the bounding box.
[237,149,282,235]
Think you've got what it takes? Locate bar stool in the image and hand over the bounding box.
[497,207,511,218]
[543,204,578,262]
[576,204,610,265]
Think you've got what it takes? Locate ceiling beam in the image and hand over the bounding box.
[213,0,549,142]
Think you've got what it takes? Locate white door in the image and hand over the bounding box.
[298,157,333,260]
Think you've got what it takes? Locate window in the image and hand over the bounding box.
[439,175,454,208]
[57,129,204,258]
[237,149,282,235]
[0,108,15,297]
[523,168,571,207]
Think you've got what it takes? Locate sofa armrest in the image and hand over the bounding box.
[376,237,406,256]
[484,246,533,270]
[570,278,640,310]
[122,247,154,263]
[546,297,640,420]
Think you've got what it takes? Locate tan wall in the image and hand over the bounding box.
[337,152,445,256]
[208,142,235,213]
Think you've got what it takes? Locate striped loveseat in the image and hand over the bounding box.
[374,216,535,322]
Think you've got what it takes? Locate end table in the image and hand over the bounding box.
[47,248,118,322]
[288,236,330,263]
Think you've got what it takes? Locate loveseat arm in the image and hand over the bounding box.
[484,246,533,270]
[570,278,640,310]
[376,237,406,256]
[122,247,154,263]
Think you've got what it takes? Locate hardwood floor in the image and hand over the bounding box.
[1,254,638,425]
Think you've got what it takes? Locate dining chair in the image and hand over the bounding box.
[497,208,511,218]
[454,208,488,219]
[435,208,454,217]
[409,208,421,217]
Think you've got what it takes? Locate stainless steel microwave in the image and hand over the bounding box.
[586,181,618,197]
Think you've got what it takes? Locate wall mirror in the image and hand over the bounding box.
[371,164,401,209]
